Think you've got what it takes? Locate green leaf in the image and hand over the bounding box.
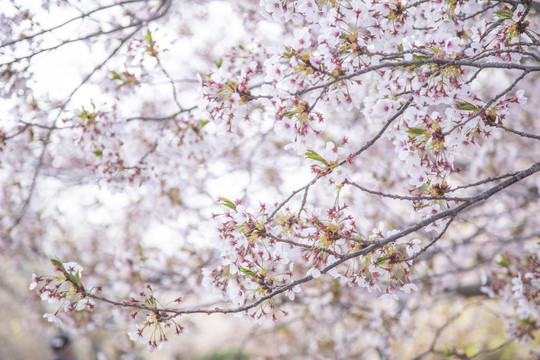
[281,111,296,119]
[363,256,371,267]
[282,46,296,59]
[443,349,454,356]
[144,29,153,44]
[51,258,65,271]
[494,9,513,20]
[498,256,509,268]
[406,127,428,136]
[219,197,237,211]
[305,150,328,164]
[93,150,103,157]
[376,256,388,265]
[111,71,122,80]
[239,268,258,278]
[144,297,157,306]
[198,120,209,128]
[80,108,88,120]
[214,58,223,69]
[72,271,80,284]
[397,44,404,52]
[456,101,480,112]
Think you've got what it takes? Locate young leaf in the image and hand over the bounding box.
[281,111,296,119]
[456,101,480,111]
[498,255,509,268]
[111,71,122,80]
[219,197,237,211]
[239,268,258,278]
[80,108,89,120]
[72,271,80,284]
[144,29,153,44]
[144,297,157,307]
[443,349,455,356]
[50,258,65,271]
[406,127,428,136]
[282,46,296,59]
[494,9,513,20]
[305,150,328,164]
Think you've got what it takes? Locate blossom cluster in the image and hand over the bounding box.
[8,0,540,357]
[484,247,540,341]
[30,260,95,324]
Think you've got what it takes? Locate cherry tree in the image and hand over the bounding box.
[2,0,540,358]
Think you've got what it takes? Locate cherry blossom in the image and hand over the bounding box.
[0,0,538,358]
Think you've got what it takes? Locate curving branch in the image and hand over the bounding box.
[58,161,540,319]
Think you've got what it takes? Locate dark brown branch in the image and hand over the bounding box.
[443,70,531,136]
[346,95,414,162]
[344,180,472,202]
[395,216,455,263]
[6,2,172,232]
[267,95,415,223]
[70,161,540,318]
[296,58,540,97]
[496,124,540,140]
[1,0,171,67]
[0,0,150,48]
[450,170,522,191]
